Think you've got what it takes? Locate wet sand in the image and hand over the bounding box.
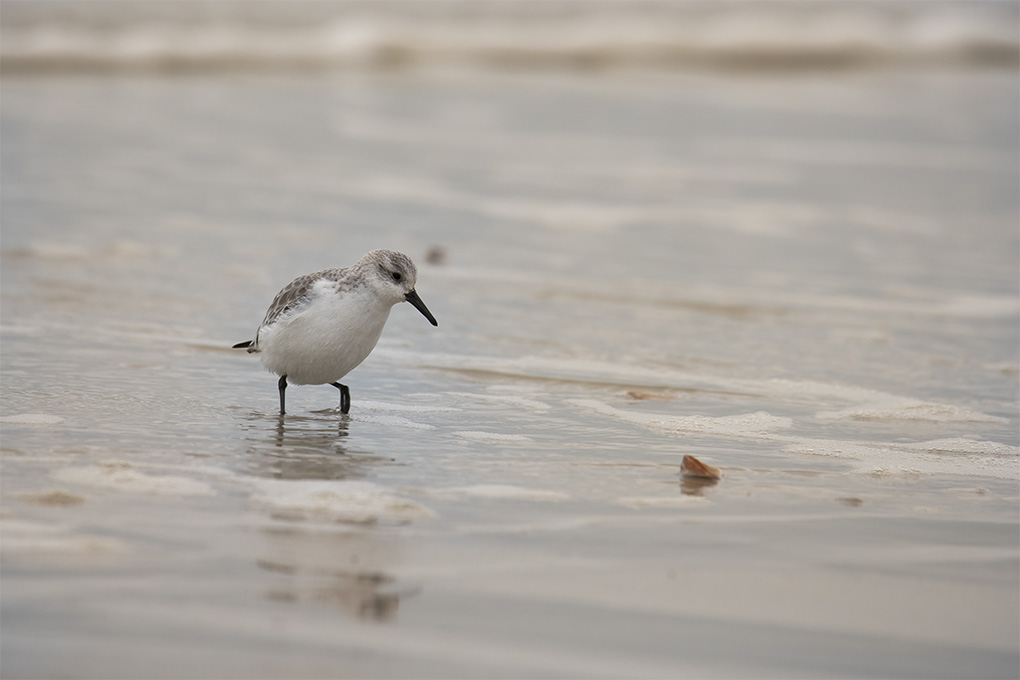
[1,12,1018,677]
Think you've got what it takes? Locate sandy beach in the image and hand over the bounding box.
[2,2,1018,678]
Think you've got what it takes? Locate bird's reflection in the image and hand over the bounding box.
[242,411,394,481]
[274,411,349,447]
[241,411,415,622]
[257,556,409,622]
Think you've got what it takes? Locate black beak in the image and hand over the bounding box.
[405,289,438,326]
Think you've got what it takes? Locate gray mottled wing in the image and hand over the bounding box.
[260,270,324,329]
[250,269,322,350]
[247,267,349,350]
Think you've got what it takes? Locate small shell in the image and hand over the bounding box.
[681,454,722,480]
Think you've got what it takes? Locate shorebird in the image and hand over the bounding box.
[233,249,437,414]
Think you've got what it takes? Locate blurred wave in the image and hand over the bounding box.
[2,0,1017,74]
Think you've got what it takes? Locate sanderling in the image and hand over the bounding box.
[233,249,438,414]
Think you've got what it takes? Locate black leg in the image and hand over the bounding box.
[330,382,351,414]
[278,374,288,414]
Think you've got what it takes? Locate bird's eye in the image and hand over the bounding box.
[391,271,402,282]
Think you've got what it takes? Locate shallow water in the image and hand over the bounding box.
[2,61,1018,679]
